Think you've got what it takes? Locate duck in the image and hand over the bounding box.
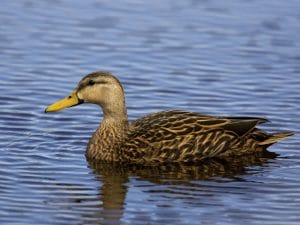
[45,71,293,163]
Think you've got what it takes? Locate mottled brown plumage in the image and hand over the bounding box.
[45,71,293,163]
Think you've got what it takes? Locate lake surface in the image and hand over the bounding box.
[0,1,299,224]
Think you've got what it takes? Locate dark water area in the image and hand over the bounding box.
[0,1,299,224]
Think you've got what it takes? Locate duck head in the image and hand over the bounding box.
[45,71,127,119]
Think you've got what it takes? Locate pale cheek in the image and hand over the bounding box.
[86,93,97,103]
[86,90,104,104]
[77,92,83,100]
[78,90,94,103]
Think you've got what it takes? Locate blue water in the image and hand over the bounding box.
[0,1,299,224]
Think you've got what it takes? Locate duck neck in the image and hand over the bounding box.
[100,99,129,142]
[102,105,128,124]
[101,94,128,123]
[86,104,129,161]
[100,114,129,134]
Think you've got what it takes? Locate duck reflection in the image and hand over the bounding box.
[86,152,276,224]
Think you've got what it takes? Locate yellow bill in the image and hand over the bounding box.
[45,92,83,113]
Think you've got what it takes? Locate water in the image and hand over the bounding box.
[0,0,299,224]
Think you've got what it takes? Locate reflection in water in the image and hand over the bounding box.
[1,0,298,224]
[86,152,276,224]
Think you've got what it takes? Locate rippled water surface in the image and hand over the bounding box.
[1,1,300,224]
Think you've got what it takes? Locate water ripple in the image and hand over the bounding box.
[0,0,299,225]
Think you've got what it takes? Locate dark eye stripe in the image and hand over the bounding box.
[96,81,108,84]
[88,80,96,86]
[87,80,108,86]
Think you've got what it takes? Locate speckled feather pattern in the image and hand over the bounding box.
[48,72,293,163]
[86,109,293,163]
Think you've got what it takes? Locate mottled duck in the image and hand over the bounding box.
[45,72,293,163]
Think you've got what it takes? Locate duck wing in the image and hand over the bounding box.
[126,110,267,162]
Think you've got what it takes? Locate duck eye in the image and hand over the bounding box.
[88,80,95,86]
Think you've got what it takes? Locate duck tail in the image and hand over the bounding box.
[258,131,294,146]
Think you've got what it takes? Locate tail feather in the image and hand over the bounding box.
[259,131,294,146]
